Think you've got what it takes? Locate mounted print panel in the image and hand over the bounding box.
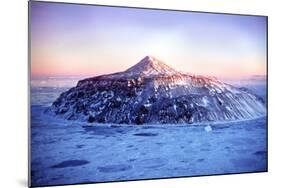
[29,1,268,187]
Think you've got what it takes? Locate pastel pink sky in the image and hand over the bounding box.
[31,2,267,79]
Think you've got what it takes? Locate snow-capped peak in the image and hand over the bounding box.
[124,56,179,77]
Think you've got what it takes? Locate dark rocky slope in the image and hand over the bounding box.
[50,56,266,124]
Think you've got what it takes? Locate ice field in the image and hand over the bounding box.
[30,83,267,186]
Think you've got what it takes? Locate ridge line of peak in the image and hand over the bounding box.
[123,56,179,76]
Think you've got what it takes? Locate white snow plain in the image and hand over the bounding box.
[30,85,267,187]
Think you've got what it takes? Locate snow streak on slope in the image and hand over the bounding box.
[49,56,266,124]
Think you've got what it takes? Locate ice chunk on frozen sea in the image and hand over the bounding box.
[204,125,212,132]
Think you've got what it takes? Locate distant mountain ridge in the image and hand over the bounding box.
[50,56,266,124]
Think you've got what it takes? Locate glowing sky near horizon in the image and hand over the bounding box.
[30,2,267,79]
